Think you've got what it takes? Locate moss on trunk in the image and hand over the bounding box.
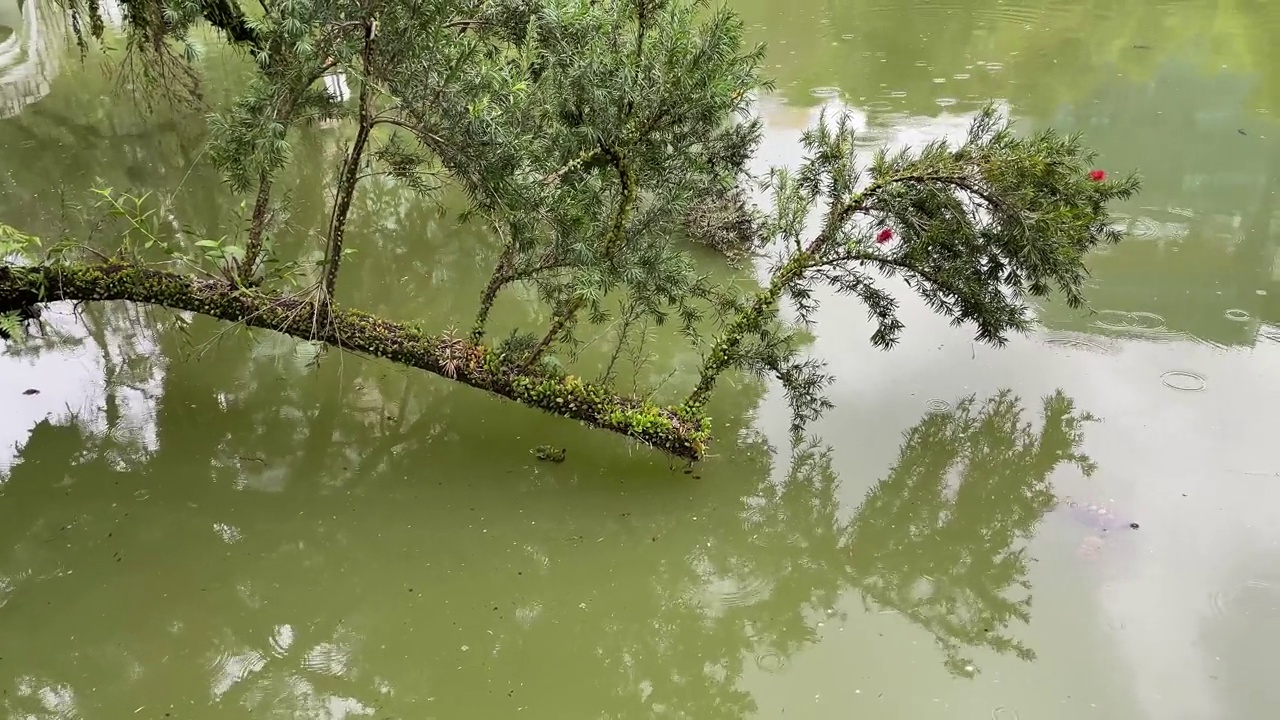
[0,262,710,460]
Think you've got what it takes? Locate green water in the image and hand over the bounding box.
[3,0,1280,717]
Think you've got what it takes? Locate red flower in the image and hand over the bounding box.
[1088,169,1106,182]
[875,227,894,244]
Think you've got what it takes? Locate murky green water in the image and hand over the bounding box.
[3,0,1280,717]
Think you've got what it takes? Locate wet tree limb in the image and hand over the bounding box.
[192,0,265,54]
[0,262,710,460]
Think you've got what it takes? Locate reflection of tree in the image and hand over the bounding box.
[1,49,1101,706]
[0,353,1096,716]
[844,390,1097,674]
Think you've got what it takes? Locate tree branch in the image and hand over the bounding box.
[521,144,636,368]
[0,262,711,460]
[197,0,266,54]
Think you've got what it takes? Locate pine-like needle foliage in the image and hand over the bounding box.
[37,0,1141,457]
[461,0,767,360]
[688,106,1140,433]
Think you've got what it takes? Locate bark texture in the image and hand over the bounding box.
[0,262,710,460]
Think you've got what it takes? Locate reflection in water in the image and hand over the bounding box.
[844,390,1097,675]
[0,306,1098,717]
[0,0,124,118]
[0,0,59,119]
[5,0,1278,715]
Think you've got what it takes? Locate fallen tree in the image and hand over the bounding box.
[4,1,1140,463]
[0,261,711,459]
[0,102,1139,462]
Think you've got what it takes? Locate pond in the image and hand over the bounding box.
[2,0,1280,718]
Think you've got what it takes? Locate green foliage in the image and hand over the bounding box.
[459,0,768,356]
[88,186,167,255]
[0,222,42,342]
[81,185,267,283]
[687,105,1140,433]
[0,311,22,342]
[0,222,40,260]
[21,0,1140,458]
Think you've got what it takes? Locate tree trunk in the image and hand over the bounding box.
[471,245,516,342]
[195,0,264,54]
[0,262,710,460]
[239,171,275,284]
[319,22,376,302]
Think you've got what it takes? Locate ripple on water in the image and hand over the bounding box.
[1090,310,1197,345]
[809,86,841,99]
[703,575,772,609]
[1225,309,1251,322]
[755,651,787,673]
[925,398,951,413]
[1117,207,1193,241]
[1130,215,1162,239]
[935,97,958,108]
[860,2,966,19]
[1160,370,1207,392]
[301,642,351,677]
[971,4,1059,25]
[1092,309,1167,332]
[1042,331,1118,354]
[209,649,269,699]
[992,706,1021,720]
[269,624,295,656]
[1207,589,1233,618]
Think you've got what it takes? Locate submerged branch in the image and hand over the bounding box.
[0,262,711,460]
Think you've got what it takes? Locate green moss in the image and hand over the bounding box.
[0,261,712,461]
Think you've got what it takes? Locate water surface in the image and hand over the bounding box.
[3,0,1280,718]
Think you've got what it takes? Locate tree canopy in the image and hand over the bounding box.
[1,0,1139,460]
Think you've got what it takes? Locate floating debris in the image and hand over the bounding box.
[533,445,566,463]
